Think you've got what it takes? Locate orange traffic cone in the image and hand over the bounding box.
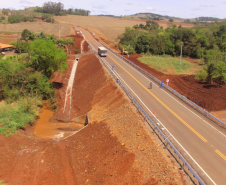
[153,110,156,115]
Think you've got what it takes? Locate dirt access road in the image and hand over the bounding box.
[0,29,189,184]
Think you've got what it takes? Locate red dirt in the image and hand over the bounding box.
[83,41,90,52]
[123,55,226,112]
[0,27,193,185]
[66,33,83,55]
[0,53,187,185]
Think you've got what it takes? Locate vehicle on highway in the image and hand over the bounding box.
[98,47,107,57]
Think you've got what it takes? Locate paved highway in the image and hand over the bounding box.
[79,28,226,185]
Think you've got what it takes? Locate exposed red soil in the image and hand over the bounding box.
[0,53,187,185]
[70,54,105,118]
[123,55,226,112]
[66,32,83,55]
[83,41,90,52]
[49,58,74,122]
[0,30,188,184]
[0,122,140,185]
[0,33,18,47]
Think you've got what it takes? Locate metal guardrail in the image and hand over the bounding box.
[81,35,205,185]
[98,42,226,129]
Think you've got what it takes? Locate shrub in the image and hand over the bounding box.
[0,97,42,136]
[195,69,207,81]
[73,49,80,54]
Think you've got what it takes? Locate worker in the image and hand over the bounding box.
[150,81,153,89]
[160,81,163,88]
[112,65,114,70]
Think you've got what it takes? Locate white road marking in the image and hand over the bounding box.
[101,57,216,185]
[99,38,226,139]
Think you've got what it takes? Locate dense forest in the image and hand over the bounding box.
[118,21,226,85]
[0,29,68,135]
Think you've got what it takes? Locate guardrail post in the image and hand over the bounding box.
[164,142,169,149]
[181,162,185,170]
[86,38,207,185]
[152,126,157,133]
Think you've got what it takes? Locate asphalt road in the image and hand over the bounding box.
[79,28,226,185]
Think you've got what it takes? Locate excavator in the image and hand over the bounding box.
[118,44,128,55]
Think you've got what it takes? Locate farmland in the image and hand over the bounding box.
[0,21,70,36]
[54,15,194,44]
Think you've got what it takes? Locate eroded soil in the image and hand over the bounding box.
[1,26,225,184]
[0,30,187,184]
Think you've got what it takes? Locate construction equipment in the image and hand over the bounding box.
[118,44,128,55]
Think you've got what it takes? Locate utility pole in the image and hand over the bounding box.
[180,42,183,65]
[59,25,60,39]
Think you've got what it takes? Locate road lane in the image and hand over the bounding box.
[80,28,226,184]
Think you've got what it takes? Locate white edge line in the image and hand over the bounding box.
[101,57,217,185]
[103,41,226,139]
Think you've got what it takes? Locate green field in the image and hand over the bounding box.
[138,56,198,75]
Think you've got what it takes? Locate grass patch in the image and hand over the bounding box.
[0,97,43,136]
[137,56,197,74]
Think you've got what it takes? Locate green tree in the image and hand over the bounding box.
[195,69,207,81]
[65,37,75,54]
[21,29,31,41]
[56,38,65,49]
[212,62,226,86]
[29,39,67,78]
[37,31,46,40]
[136,35,151,53]
[46,34,56,43]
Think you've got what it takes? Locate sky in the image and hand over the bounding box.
[1,0,226,19]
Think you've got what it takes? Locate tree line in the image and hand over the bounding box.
[11,29,76,55]
[118,21,226,86]
[34,1,90,16]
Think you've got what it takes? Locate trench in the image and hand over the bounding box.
[34,35,88,140]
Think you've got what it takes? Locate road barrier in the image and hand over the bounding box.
[81,31,205,185]
[98,41,226,129]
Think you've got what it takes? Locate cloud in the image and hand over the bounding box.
[126,3,133,5]
[93,5,106,9]
[199,4,216,8]
[147,7,154,10]
[19,0,33,4]
[124,9,130,11]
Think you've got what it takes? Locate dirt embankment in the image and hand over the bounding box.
[122,54,226,112]
[0,30,187,184]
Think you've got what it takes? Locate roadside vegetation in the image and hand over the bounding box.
[0,29,68,136]
[138,55,195,74]
[118,21,226,85]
